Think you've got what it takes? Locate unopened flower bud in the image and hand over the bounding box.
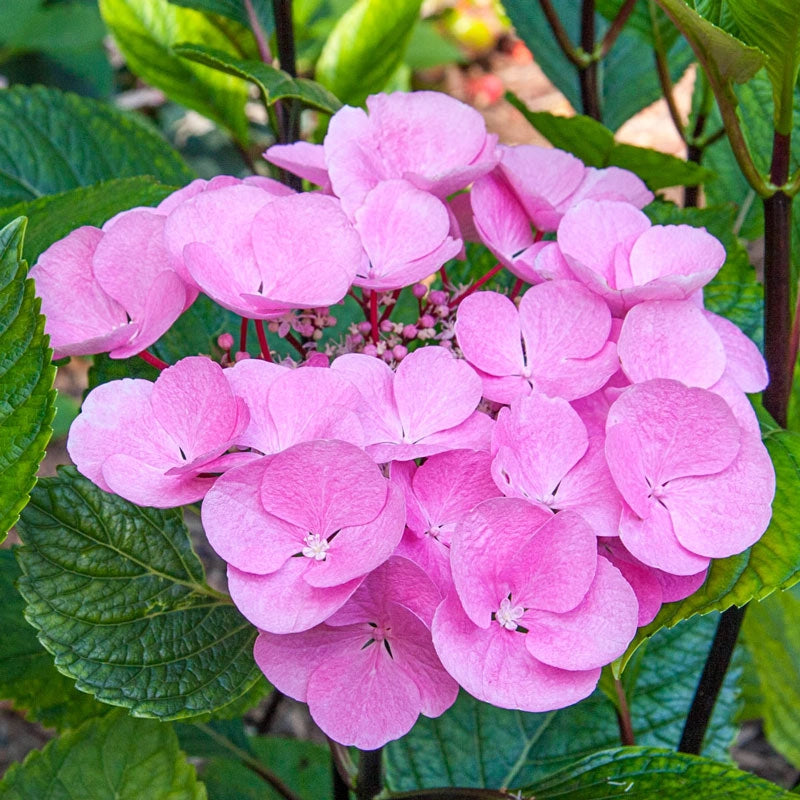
[429,290,448,306]
[419,314,436,328]
[363,344,378,357]
[234,350,251,362]
[403,324,418,339]
[380,319,394,332]
[358,321,372,336]
[392,345,408,360]
[412,283,427,298]
[217,333,234,350]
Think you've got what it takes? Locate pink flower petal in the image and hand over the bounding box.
[570,166,653,208]
[264,141,331,190]
[704,311,768,392]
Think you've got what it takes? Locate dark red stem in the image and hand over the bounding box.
[439,264,450,288]
[254,319,273,362]
[450,263,504,308]
[239,317,249,353]
[614,677,635,746]
[284,330,307,358]
[369,291,379,345]
[509,278,525,301]
[579,0,601,121]
[137,350,168,370]
[379,289,402,324]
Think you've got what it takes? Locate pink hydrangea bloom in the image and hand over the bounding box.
[331,347,492,462]
[351,179,461,290]
[324,91,498,215]
[263,141,332,192]
[30,207,195,359]
[163,183,364,317]
[202,439,405,633]
[432,498,638,711]
[552,200,726,315]
[254,557,458,749]
[455,281,618,404]
[605,379,775,575]
[599,538,707,626]
[392,450,501,593]
[224,359,364,453]
[492,393,623,537]
[67,356,250,507]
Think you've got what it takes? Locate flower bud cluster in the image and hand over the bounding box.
[34,90,775,750]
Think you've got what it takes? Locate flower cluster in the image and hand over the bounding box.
[33,91,775,750]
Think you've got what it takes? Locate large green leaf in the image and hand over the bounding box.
[167,0,273,32]
[727,0,800,134]
[522,747,792,799]
[0,709,206,799]
[386,613,739,791]
[15,467,262,719]
[0,218,54,541]
[506,96,714,190]
[99,0,255,144]
[0,177,176,264]
[742,585,800,768]
[175,43,342,113]
[503,0,692,129]
[315,0,421,106]
[0,549,107,730]
[0,85,192,208]
[618,410,800,672]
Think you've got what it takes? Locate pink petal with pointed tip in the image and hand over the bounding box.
[456,291,524,377]
[524,556,638,670]
[432,592,600,711]
[618,300,725,388]
[260,440,389,537]
[704,311,768,392]
[229,560,363,633]
[202,458,305,574]
[394,346,482,442]
[264,141,331,190]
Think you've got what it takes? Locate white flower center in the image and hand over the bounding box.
[495,597,525,631]
[302,533,330,561]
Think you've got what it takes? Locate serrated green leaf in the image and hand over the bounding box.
[175,43,342,113]
[167,0,274,32]
[99,0,255,144]
[742,585,800,768]
[0,177,176,264]
[0,549,108,730]
[15,467,262,719]
[507,97,714,189]
[727,0,800,134]
[522,747,792,798]
[386,614,739,790]
[0,85,192,208]
[617,410,800,672]
[0,709,206,799]
[316,0,421,106]
[0,218,54,540]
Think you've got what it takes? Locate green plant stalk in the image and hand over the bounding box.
[357,748,383,800]
[537,0,587,68]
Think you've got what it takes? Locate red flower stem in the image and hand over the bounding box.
[439,264,450,288]
[284,331,307,358]
[450,263,504,308]
[137,350,168,371]
[369,291,379,345]
[379,289,402,324]
[509,278,525,300]
[534,229,544,243]
[254,319,273,362]
[239,317,249,353]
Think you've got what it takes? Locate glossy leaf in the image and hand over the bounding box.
[386,614,739,790]
[175,43,342,113]
[0,709,206,800]
[523,747,792,799]
[0,85,192,208]
[507,97,714,189]
[0,218,54,541]
[0,549,108,730]
[99,0,255,144]
[0,177,176,263]
[316,0,422,106]
[167,0,273,32]
[15,467,262,719]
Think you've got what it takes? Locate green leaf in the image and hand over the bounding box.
[386,614,739,790]
[503,1,693,129]
[506,97,714,189]
[0,85,192,208]
[99,0,255,144]
[742,585,800,768]
[522,747,792,798]
[167,0,274,32]
[200,736,331,800]
[404,19,464,70]
[15,467,262,719]
[175,43,342,113]
[0,218,54,541]
[0,549,108,730]
[0,177,176,264]
[0,709,206,799]
[316,0,422,106]
[727,0,800,134]
[618,410,800,672]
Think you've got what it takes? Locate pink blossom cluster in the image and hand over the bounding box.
[34,91,775,750]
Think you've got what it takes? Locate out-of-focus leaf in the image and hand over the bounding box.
[167,0,273,32]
